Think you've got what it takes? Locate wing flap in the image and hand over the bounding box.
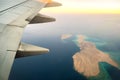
[0,25,23,51]
[0,25,23,80]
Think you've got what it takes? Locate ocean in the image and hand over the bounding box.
[9,14,120,80]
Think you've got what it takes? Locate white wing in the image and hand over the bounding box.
[0,0,61,80]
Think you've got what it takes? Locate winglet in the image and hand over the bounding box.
[45,1,62,7]
[16,43,49,58]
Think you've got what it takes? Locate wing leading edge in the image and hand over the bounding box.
[0,0,61,80]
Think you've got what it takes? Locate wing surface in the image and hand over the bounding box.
[0,0,46,79]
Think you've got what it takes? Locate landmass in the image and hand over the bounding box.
[61,34,72,40]
[72,35,118,77]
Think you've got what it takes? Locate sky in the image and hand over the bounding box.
[41,0,120,14]
[24,0,120,42]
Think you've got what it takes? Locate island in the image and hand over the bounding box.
[72,35,118,77]
[61,34,72,40]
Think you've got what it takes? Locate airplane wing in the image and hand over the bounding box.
[0,0,61,80]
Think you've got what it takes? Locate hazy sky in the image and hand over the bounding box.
[23,0,120,44]
[41,0,120,14]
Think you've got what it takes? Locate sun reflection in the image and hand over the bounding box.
[37,0,52,3]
